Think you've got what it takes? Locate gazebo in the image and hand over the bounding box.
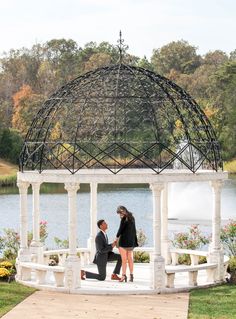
[16,36,228,293]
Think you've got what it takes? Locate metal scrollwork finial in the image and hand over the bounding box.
[117,31,128,64]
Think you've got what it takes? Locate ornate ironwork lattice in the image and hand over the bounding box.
[19,63,222,174]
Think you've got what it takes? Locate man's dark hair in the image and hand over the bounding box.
[97,219,105,229]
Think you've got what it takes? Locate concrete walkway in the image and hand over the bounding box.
[2,291,189,319]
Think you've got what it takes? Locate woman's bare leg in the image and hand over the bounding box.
[119,247,128,275]
[127,251,134,274]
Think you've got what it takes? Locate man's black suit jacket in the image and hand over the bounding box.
[93,231,113,265]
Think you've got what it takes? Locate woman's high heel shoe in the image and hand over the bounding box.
[119,274,127,282]
[129,274,134,282]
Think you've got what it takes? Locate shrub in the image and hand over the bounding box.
[0,267,10,279]
[134,229,150,263]
[177,255,207,265]
[0,261,16,276]
[178,254,191,265]
[172,224,209,250]
[0,261,13,269]
[220,219,236,256]
[172,225,209,265]
[0,221,48,260]
[0,229,20,260]
[228,256,236,273]
[54,237,69,249]
[227,256,236,284]
[198,256,207,264]
[134,251,150,263]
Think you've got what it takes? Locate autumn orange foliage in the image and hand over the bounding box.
[12,85,44,135]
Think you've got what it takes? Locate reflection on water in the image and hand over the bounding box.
[0,178,236,248]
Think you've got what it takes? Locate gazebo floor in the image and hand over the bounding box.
[19,263,219,294]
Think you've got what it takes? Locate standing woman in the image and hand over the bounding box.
[116,205,138,282]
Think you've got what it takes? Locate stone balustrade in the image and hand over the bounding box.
[166,248,229,289]
[43,248,91,266]
[170,248,209,266]
[16,247,229,292]
[16,248,90,290]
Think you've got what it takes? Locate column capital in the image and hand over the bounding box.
[64,182,80,193]
[150,182,165,193]
[31,181,42,190]
[17,181,30,194]
[90,182,98,193]
[90,181,98,187]
[31,181,42,187]
[210,180,224,192]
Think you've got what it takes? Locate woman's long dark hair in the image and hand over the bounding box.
[117,205,134,222]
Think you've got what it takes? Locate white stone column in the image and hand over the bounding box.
[150,183,165,290]
[87,182,98,263]
[17,180,30,262]
[209,180,224,282]
[161,182,171,265]
[30,182,44,263]
[64,182,81,290]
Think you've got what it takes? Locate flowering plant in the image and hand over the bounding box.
[172,224,209,250]
[220,219,236,256]
[0,220,48,260]
[0,228,20,260]
[0,267,10,278]
[39,220,48,243]
[0,261,13,269]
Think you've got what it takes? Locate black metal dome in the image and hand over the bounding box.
[19,63,222,174]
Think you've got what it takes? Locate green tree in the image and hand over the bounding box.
[171,50,230,144]
[212,61,236,159]
[230,49,236,61]
[136,56,154,71]
[83,52,112,73]
[44,38,81,84]
[151,40,202,76]
[0,128,23,164]
[203,50,228,67]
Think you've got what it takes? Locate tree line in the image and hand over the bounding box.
[0,38,235,163]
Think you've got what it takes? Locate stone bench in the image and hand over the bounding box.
[165,263,217,288]
[19,262,65,287]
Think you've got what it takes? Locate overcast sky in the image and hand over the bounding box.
[0,0,235,58]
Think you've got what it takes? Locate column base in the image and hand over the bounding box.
[87,237,95,264]
[17,248,31,262]
[64,255,81,289]
[208,249,225,282]
[161,240,171,265]
[30,242,44,263]
[150,254,165,290]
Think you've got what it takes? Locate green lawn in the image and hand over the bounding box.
[0,282,36,317]
[188,284,236,319]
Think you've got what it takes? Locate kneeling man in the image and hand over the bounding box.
[81,219,121,281]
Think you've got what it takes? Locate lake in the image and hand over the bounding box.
[0,176,236,248]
